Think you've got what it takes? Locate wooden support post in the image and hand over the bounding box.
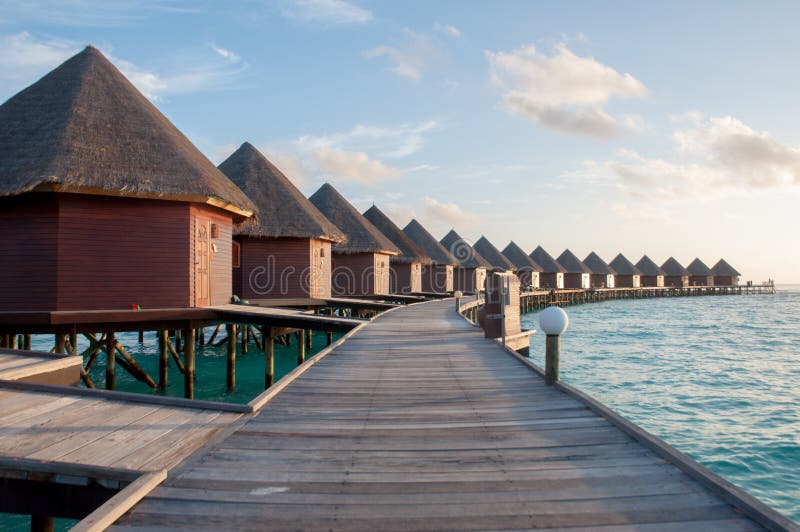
[138,330,144,343]
[306,329,312,352]
[326,330,333,346]
[175,329,182,353]
[166,337,186,374]
[298,329,306,366]
[265,327,274,389]
[115,341,157,388]
[69,332,77,354]
[30,514,54,532]
[207,324,222,344]
[251,326,263,351]
[23,334,30,350]
[105,332,115,390]
[8,334,16,349]
[158,330,168,390]
[54,333,66,354]
[226,324,236,391]
[545,334,560,385]
[184,326,195,399]
[241,324,249,355]
[199,327,205,348]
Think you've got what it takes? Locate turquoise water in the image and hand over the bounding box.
[521,287,800,523]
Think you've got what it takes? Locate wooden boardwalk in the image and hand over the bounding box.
[0,349,81,382]
[112,299,772,531]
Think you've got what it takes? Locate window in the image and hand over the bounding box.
[232,241,241,268]
[320,248,325,257]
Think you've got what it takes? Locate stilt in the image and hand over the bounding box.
[226,324,236,390]
[207,324,222,344]
[30,514,54,532]
[305,329,312,352]
[298,329,305,366]
[115,341,156,388]
[184,326,195,399]
[175,329,182,353]
[54,333,66,354]
[69,332,77,354]
[199,327,205,348]
[326,330,333,346]
[23,334,30,350]
[265,327,274,389]
[158,329,168,390]
[105,331,115,390]
[8,334,16,349]
[138,330,144,343]
[241,324,249,355]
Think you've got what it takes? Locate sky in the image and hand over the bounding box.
[1,0,799,283]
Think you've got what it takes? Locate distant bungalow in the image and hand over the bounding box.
[530,246,565,289]
[363,205,432,293]
[686,258,714,287]
[661,257,689,288]
[402,219,457,293]
[712,259,741,286]
[218,143,345,300]
[609,254,642,288]
[309,184,399,296]
[556,249,592,289]
[474,236,515,273]
[440,229,491,293]
[502,241,541,289]
[583,252,616,288]
[0,46,255,311]
[636,255,666,287]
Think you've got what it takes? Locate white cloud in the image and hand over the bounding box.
[310,146,399,184]
[263,148,312,187]
[486,42,647,137]
[434,22,461,38]
[279,0,372,25]
[423,196,475,226]
[364,29,444,81]
[298,120,438,160]
[611,203,672,224]
[0,1,198,27]
[0,32,79,94]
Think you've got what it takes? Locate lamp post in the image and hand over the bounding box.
[454,290,463,312]
[539,306,569,385]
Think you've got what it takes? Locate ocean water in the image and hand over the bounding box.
[521,287,800,523]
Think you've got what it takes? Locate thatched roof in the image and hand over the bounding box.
[308,183,398,255]
[556,249,592,274]
[530,246,566,274]
[219,143,344,241]
[583,252,616,275]
[440,229,491,269]
[502,241,542,272]
[686,258,713,276]
[474,236,515,271]
[609,253,642,276]
[0,46,255,217]
[661,257,688,276]
[402,219,458,266]
[363,205,431,265]
[635,255,666,276]
[712,258,741,277]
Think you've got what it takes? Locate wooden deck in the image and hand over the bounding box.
[112,299,772,531]
[0,349,81,383]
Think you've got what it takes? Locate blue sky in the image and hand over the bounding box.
[2,0,799,282]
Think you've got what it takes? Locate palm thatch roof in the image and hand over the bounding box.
[362,205,432,265]
[474,236,515,271]
[712,258,741,277]
[583,252,616,275]
[530,246,566,274]
[556,249,592,274]
[0,46,254,217]
[661,257,688,276]
[686,258,713,276]
[502,241,542,272]
[308,183,398,255]
[635,255,666,276]
[440,230,492,269]
[402,219,458,266]
[219,143,344,241]
[609,253,642,276]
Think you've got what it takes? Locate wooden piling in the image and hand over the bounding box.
[138,330,144,343]
[265,327,274,389]
[326,330,333,346]
[241,324,249,355]
[226,324,236,390]
[198,327,205,348]
[305,329,312,351]
[105,331,115,390]
[184,326,195,399]
[69,332,77,354]
[54,333,66,354]
[545,334,560,385]
[23,334,30,350]
[158,329,168,390]
[298,329,306,366]
[31,514,54,532]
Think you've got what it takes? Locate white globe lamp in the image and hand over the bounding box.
[539,306,569,336]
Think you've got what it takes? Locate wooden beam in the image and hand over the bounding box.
[183,326,195,399]
[297,329,305,366]
[115,341,156,388]
[265,327,274,389]
[158,330,168,390]
[226,324,236,391]
[105,332,115,390]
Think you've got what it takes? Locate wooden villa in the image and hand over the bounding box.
[440,229,491,293]
[687,258,715,286]
[529,246,565,289]
[402,219,457,293]
[474,236,515,273]
[609,254,642,288]
[309,183,399,296]
[583,251,616,288]
[0,46,255,311]
[712,258,741,286]
[502,241,541,289]
[636,255,666,287]
[661,257,689,288]
[363,205,432,293]
[556,249,592,289]
[218,142,345,300]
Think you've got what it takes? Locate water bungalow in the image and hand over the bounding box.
[402,219,457,293]
[583,251,616,288]
[530,246,566,289]
[556,249,592,289]
[501,241,542,289]
[712,258,742,286]
[609,253,642,288]
[473,236,515,272]
[0,46,254,311]
[440,229,491,293]
[363,205,432,293]
[218,143,345,300]
[309,184,399,296]
[636,255,666,287]
[662,256,690,288]
[687,258,715,286]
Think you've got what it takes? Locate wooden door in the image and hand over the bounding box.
[195,220,210,307]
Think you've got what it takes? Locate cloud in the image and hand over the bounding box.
[0,32,79,94]
[310,146,400,184]
[0,1,198,26]
[263,148,312,186]
[279,0,372,25]
[611,203,672,224]
[486,42,647,137]
[434,22,461,38]
[298,120,438,160]
[423,196,475,226]
[364,29,444,81]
